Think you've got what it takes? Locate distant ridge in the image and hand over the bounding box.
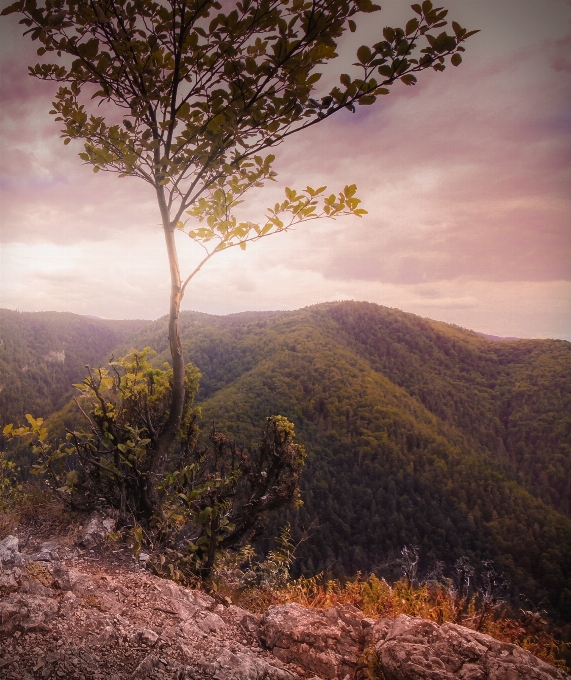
[477,332,521,342]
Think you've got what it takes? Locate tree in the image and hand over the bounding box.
[2,0,476,465]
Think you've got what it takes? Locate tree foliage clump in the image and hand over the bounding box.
[4,349,305,578]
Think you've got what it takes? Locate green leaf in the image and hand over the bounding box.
[422,0,433,14]
[451,53,462,66]
[405,18,419,36]
[357,45,372,65]
[355,0,381,12]
[400,74,417,86]
[340,73,351,87]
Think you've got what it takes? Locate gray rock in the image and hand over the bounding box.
[229,605,262,636]
[139,628,159,646]
[49,561,72,591]
[197,611,227,634]
[0,535,25,568]
[77,511,116,549]
[130,653,162,679]
[212,647,298,680]
[373,614,569,680]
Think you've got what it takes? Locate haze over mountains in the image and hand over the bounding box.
[1,302,570,620]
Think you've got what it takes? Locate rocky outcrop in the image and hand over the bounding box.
[261,602,368,679]
[0,535,568,680]
[370,614,568,680]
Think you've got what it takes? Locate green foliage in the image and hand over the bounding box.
[4,347,305,579]
[157,415,305,578]
[1,0,477,306]
[2,0,474,197]
[183,178,367,263]
[5,348,201,522]
[0,449,23,512]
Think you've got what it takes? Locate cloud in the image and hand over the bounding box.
[253,36,571,286]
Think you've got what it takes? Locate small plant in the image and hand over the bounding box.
[450,556,474,623]
[474,560,506,631]
[213,523,297,591]
[397,545,419,588]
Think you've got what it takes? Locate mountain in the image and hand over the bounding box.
[115,302,571,618]
[2,302,571,619]
[0,309,149,427]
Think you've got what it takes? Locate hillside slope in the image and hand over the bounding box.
[0,309,149,426]
[119,302,571,618]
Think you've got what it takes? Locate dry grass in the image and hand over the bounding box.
[0,509,19,541]
[26,560,53,587]
[1,483,85,543]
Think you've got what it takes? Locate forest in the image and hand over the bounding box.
[1,301,570,620]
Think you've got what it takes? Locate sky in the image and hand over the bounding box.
[0,0,570,339]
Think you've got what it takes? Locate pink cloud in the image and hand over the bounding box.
[266,34,571,285]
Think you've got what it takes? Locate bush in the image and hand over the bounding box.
[3,349,305,579]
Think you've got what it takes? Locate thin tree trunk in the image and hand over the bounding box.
[156,187,186,466]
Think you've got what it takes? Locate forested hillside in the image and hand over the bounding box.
[115,302,571,619]
[0,309,148,426]
[3,302,570,619]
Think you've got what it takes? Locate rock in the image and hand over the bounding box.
[130,653,162,679]
[197,611,227,634]
[49,562,72,591]
[261,603,366,679]
[372,614,569,680]
[0,535,25,568]
[77,511,116,549]
[0,531,567,680]
[139,628,159,646]
[0,593,59,635]
[229,605,262,637]
[212,647,298,680]
[0,569,19,592]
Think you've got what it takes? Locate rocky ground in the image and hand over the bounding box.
[0,514,569,680]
